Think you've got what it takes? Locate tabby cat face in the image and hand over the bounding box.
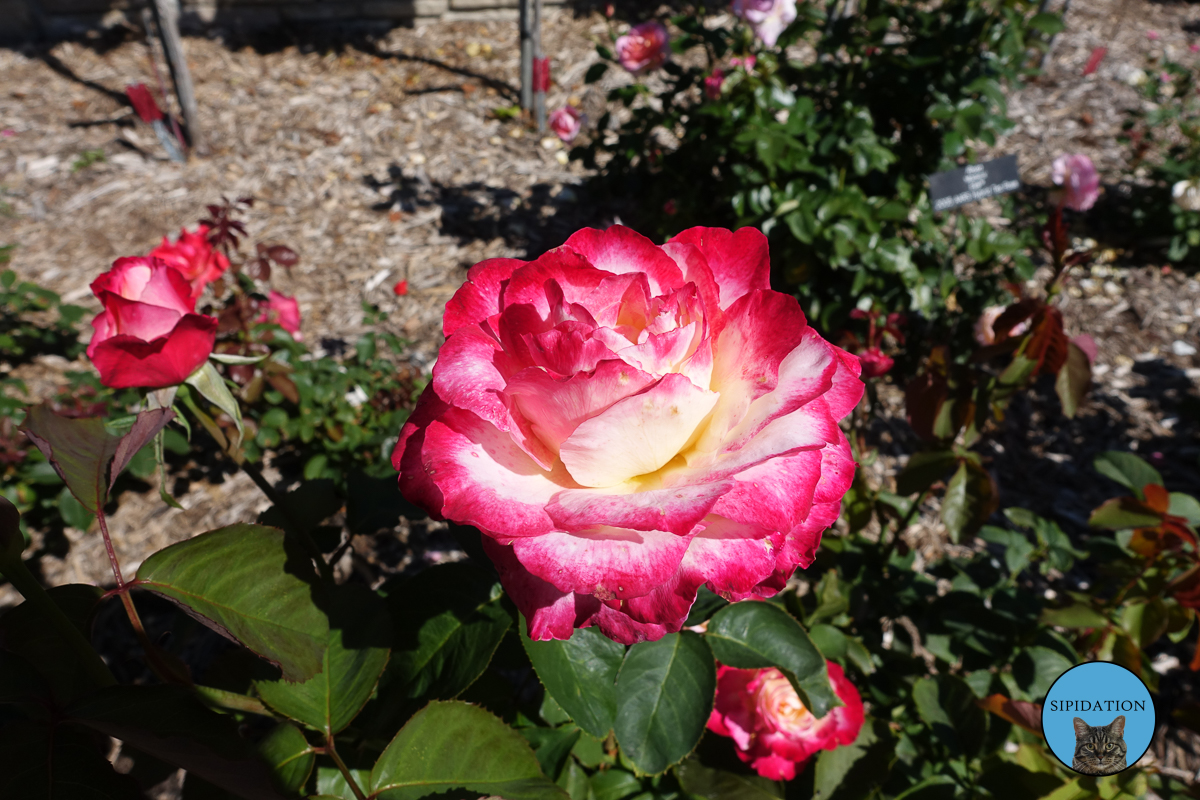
[1071,715,1127,775]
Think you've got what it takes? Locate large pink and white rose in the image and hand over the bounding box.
[394,226,862,644]
[708,662,864,780]
[732,0,798,48]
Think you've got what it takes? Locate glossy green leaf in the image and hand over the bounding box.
[1094,452,1162,500]
[369,700,567,800]
[256,582,390,735]
[589,768,643,800]
[705,601,837,717]
[134,524,329,683]
[614,632,716,776]
[186,360,245,447]
[1039,604,1109,630]
[21,405,174,512]
[68,685,288,800]
[941,461,997,543]
[912,675,987,758]
[676,757,782,799]
[523,623,624,739]
[520,725,582,782]
[1087,498,1162,531]
[258,722,316,796]
[812,718,895,800]
[1169,493,1200,525]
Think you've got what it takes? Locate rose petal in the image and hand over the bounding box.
[563,226,684,296]
[669,227,771,310]
[98,292,184,342]
[443,257,526,337]
[87,313,217,389]
[511,526,693,601]
[392,385,452,517]
[546,480,731,535]
[483,537,602,641]
[559,373,719,488]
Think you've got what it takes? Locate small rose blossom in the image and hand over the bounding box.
[708,662,865,780]
[974,305,1029,346]
[1173,179,1200,211]
[1147,30,1160,40]
[149,224,230,300]
[705,70,725,100]
[1051,153,1100,212]
[615,21,670,75]
[257,291,302,338]
[393,279,409,296]
[858,347,893,378]
[394,225,862,644]
[730,55,757,70]
[87,257,218,389]
[732,0,798,48]
[549,106,584,143]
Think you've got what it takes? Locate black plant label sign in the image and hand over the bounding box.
[929,155,1021,212]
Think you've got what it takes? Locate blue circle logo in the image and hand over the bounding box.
[1042,662,1155,775]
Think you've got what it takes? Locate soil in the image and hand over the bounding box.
[3,0,1200,789]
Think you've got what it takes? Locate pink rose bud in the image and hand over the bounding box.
[705,70,726,100]
[393,279,409,296]
[858,347,893,378]
[974,305,1029,346]
[1051,153,1100,212]
[393,225,863,644]
[708,662,865,780]
[87,257,218,389]
[549,106,584,143]
[148,224,230,300]
[730,55,757,71]
[615,20,670,75]
[732,0,798,47]
[256,290,302,338]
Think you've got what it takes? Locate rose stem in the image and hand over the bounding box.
[326,737,368,800]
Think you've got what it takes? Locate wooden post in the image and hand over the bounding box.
[151,0,201,153]
[519,0,533,111]
[533,0,545,133]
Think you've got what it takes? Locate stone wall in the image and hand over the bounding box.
[1,0,568,41]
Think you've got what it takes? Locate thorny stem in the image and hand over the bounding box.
[326,736,368,800]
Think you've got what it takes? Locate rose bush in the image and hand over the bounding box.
[708,661,864,780]
[149,224,229,299]
[395,225,861,644]
[86,256,218,389]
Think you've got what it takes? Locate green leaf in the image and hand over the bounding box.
[811,718,895,800]
[1088,498,1162,531]
[1094,452,1162,500]
[134,524,329,683]
[0,584,103,704]
[1013,646,1073,698]
[1169,493,1200,525]
[523,624,624,739]
[21,405,175,513]
[589,769,643,800]
[585,63,609,84]
[1028,12,1065,36]
[520,725,582,782]
[210,353,269,365]
[258,722,316,796]
[912,675,987,758]
[979,526,1033,577]
[186,361,245,448]
[57,486,93,531]
[1055,342,1091,419]
[895,450,958,496]
[941,461,997,543]
[1120,599,1169,650]
[258,479,342,538]
[255,582,390,736]
[67,685,289,800]
[1039,603,1109,629]
[369,700,567,800]
[0,720,144,799]
[676,757,782,799]
[614,632,716,776]
[363,562,509,733]
[705,601,837,717]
